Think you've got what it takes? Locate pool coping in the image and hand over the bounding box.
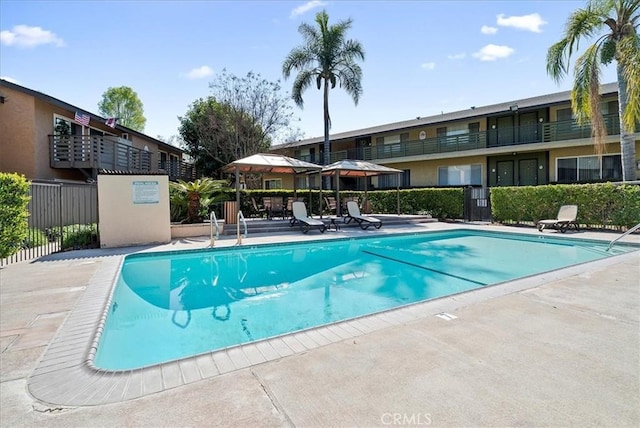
[25,226,640,406]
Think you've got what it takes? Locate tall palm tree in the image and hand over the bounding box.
[282,9,365,186]
[547,0,639,181]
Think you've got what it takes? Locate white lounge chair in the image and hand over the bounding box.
[537,205,579,233]
[346,200,382,230]
[291,201,326,234]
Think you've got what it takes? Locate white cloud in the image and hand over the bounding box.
[290,1,327,18]
[421,62,435,70]
[496,13,547,33]
[0,25,65,48]
[481,25,498,35]
[447,52,466,60]
[185,65,213,79]
[0,76,20,84]
[472,44,515,61]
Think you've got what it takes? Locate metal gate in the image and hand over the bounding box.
[1,181,98,266]
[464,187,492,222]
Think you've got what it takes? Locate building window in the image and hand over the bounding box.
[438,164,482,186]
[556,154,622,182]
[295,176,308,189]
[378,170,410,188]
[264,179,282,189]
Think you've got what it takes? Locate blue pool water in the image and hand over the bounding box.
[93,230,635,370]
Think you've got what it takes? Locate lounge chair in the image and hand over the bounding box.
[345,200,382,230]
[537,205,579,233]
[290,201,326,234]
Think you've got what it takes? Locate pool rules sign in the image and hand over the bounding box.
[132,180,160,204]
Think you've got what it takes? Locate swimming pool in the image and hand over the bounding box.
[93,230,635,370]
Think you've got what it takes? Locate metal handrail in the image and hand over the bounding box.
[209,211,219,247]
[236,210,247,245]
[607,222,640,251]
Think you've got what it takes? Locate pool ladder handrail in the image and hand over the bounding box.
[607,222,640,251]
[209,211,220,247]
[236,210,247,245]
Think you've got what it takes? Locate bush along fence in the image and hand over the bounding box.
[490,183,640,230]
[0,179,99,266]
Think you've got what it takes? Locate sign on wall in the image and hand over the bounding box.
[132,180,159,204]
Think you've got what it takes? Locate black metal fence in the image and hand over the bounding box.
[1,181,98,266]
[464,187,492,222]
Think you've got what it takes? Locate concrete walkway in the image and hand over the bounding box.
[1,223,638,427]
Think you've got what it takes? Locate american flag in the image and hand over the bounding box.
[74,111,90,126]
[105,117,117,128]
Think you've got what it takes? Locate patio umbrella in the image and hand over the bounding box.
[321,159,403,216]
[222,153,323,217]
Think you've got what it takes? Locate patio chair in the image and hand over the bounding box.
[345,200,382,230]
[323,196,337,216]
[264,196,285,220]
[537,205,579,233]
[251,197,267,219]
[290,201,326,234]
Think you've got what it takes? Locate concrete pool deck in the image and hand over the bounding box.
[1,222,638,427]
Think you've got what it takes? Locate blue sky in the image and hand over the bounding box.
[1,0,617,145]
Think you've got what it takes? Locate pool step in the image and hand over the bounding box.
[220,215,437,236]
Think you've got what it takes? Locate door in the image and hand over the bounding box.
[519,113,538,143]
[519,159,538,186]
[496,160,514,186]
[497,116,514,146]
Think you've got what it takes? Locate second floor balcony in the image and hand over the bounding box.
[50,135,196,181]
[296,115,621,163]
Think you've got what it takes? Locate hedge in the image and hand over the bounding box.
[490,183,640,229]
[0,173,31,258]
[226,188,464,220]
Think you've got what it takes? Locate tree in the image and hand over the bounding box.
[546,0,639,181]
[282,9,365,184]
[98,86,146,132]
[179,70,296,178]
[170,178,225,223]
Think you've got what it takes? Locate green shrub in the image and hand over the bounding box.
[0,173,30,258]
[23,228,48,249]
[61,224,99,250]
[491,183,640,229]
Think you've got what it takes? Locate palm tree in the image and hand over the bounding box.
[171,178,225,223]
[547,0,639,181]
[282,9,365,185]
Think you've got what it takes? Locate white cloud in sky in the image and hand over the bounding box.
[481,25,498,35]
[496,13,547,33]
[421,62,435,70]
[0,25,65,48]
[290,1,327,18]
[447,52,466,60]
[185,65,213,79]
[0,76,20,84]
[472,44,515,61]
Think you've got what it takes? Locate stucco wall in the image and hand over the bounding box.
[0,86,36,177]
[98,175,171,247]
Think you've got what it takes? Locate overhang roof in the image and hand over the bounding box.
[272,82,619,150]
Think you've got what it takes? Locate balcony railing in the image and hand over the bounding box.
[296,115,620,164]
[50,135,195,181]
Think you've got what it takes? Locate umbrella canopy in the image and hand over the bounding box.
[321,160,402,216]
[321,159,402,177]
[222,153,322,175]
[222,154,323,217]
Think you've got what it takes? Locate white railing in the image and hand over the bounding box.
[607,222,640,251]
[236,210,247,245]
[209,211,220,247]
